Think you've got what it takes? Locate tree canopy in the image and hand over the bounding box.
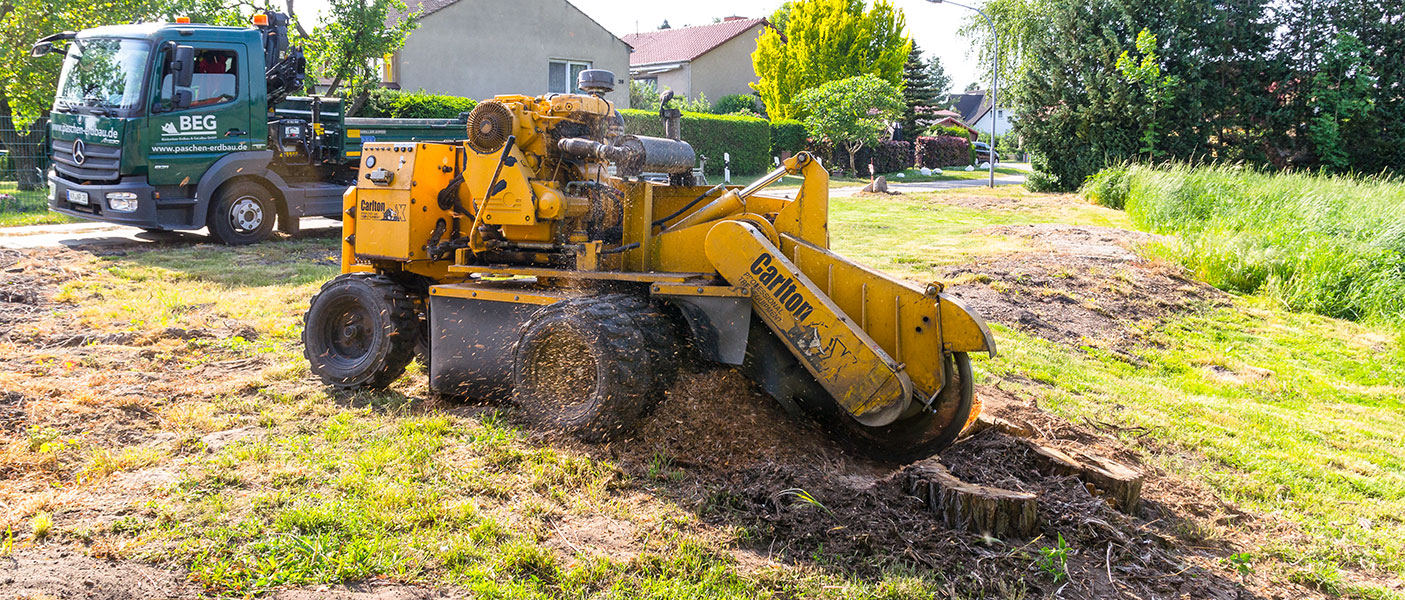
[793,74,904,174]
[306,0,417,109]
[900,43,951,137]
[965,0,1403,191]
[751,0,911,121]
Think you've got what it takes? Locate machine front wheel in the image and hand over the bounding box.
[512,296,664,441]
[303,274,419,390]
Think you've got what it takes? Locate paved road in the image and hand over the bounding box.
[770,173,1027,198]
[1,173,1025,249]
[0,218,342,250]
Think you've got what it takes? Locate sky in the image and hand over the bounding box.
[288,0,990,94]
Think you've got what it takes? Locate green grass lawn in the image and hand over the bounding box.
[0,181,78,227]
[12,185,1405,598]
[728,166,1026,190]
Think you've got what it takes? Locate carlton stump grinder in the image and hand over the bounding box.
[302,70,996,462]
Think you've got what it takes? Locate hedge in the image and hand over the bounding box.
[770,120,808,156]
[619,109,770,176]
[805,140,913,175]
[916,136,975,168]
[713,94,760,115]
[870,141,913,174]
[358,89,478,119]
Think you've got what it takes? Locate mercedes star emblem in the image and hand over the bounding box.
[72,139,86,166]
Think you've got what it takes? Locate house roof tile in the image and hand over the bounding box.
[622,18,766,66]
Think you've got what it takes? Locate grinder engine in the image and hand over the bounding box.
[346,69,693,271]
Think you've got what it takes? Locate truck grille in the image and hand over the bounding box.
[52,139,121,182]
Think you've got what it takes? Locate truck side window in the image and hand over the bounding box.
[156,49,238,110]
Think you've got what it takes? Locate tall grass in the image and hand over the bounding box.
[1084,164,1405,323]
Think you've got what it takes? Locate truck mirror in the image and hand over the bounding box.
[170,45,195,88]
[29,31,76,57]
[172,88,194,110]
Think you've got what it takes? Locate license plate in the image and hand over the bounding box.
[67,190,89,206]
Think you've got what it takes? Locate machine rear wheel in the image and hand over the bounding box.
[512,296,670,441]
[303,274,418,390]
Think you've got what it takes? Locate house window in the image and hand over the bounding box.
[549,60,592,94]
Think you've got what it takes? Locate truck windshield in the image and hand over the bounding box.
[54,37,150,116]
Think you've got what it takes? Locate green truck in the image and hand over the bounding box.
[33,12,468,244]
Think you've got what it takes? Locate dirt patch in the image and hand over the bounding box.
[269,582,460,599]
[622,371,847,470]
[938,223,1227,349]
[0,238,1316,599]
[0,249,84,334]
[0,549,200,600]
[544,514,642,562]
[637,384,1306,598]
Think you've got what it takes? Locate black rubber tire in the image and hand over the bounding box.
[303,273,418,391]
[512,296,662,442]
[803,352,975,464]
[207,180,277,245]
[602,293,682,397]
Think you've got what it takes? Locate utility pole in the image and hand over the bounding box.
[925,0,998,188]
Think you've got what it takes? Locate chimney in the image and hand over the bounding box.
[723,16,745,21]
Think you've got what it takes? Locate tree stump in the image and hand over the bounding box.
[1020,439,1143,513]
[861,176,889,193]
[964,413,1035,439]
[905,460,1039,539]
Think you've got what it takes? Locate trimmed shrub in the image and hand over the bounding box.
[770,120,808,156]
[915,136,974,168]
[870,141,913,174]
[619,109,771,175]
[358,89,477,119]
[925,124,973,139]
[713,94,761,115]
[804,140,912,175]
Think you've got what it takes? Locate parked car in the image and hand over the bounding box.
[973,141,1000,164]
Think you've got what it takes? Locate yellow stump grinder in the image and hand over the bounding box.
[303,70,996,461]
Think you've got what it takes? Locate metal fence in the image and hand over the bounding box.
[0,130,53,215]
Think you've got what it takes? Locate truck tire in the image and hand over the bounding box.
[512,296,665,441]
[207,180,277,245]
[303,273,418,391]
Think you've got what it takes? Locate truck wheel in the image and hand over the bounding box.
[512,297,662,442]
[208,180,277,245]
[303,274,418,391]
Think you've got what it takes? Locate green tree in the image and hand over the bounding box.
[1303,33,1374,171]
[630,79,659,110]
[972,0,1277,191]
[0,0,208,190]
[793,74,903,174]
[900,43,950,136]
[751,0,910,121]
[1115,29,1181,158]
[306,0,416,113]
